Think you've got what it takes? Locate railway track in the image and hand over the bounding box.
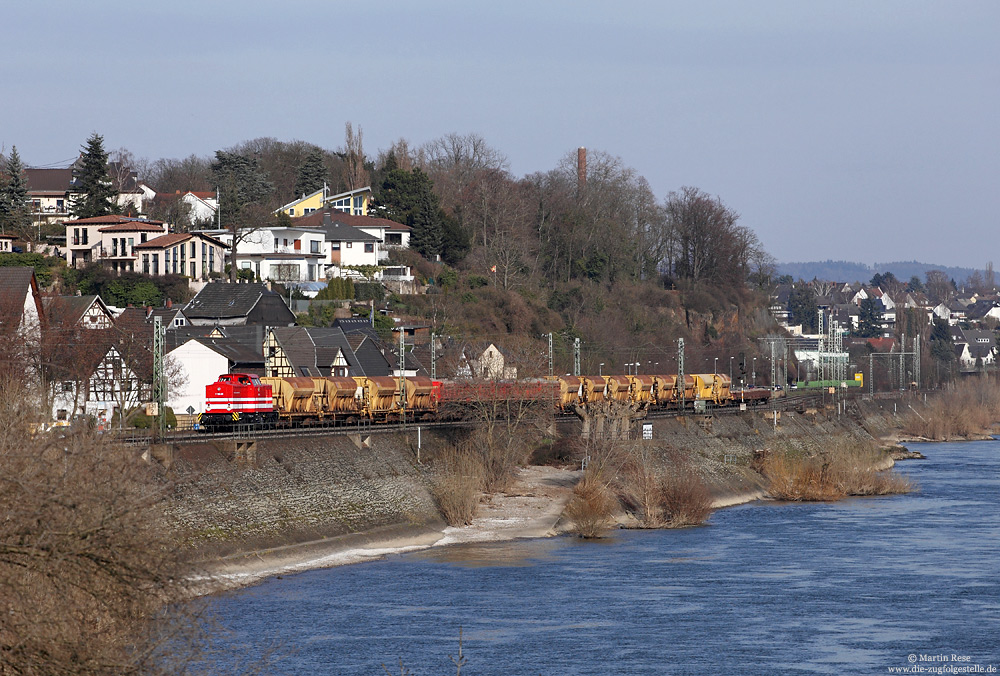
[118,393,835,446]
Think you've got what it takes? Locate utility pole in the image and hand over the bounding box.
[398,329,406,427]
[677,337,685,412]
[152,315,165,441]
[548,332,553,377]
[915,332,921,388]
[770,340,776,389]
[430,332,436,380]
[899,336,906,390]
[573,337,581,377]
[817,308,825,382]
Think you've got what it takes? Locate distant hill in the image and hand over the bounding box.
[776,260,981,285]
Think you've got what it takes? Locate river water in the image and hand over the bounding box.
[204,441,1000,674]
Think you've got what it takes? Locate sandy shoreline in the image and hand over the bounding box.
[192,464,770,595]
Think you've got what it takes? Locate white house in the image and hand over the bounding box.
[205,226,326,282]
[291,209,410,262]
[165,338,231,415]
[63,215,169,270]
[177,191,218,224]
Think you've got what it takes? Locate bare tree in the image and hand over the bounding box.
[0,370,231,675]
[342,122,369,190]
[925,269,954,304]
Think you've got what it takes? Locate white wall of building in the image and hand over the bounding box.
[167,340,230,414]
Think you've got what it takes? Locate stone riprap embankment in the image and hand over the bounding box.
[164,433,442,558]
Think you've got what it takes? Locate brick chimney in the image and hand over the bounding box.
[577,147,587,197]
[323,208,332,227]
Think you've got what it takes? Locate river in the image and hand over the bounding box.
[202,440,1000,674]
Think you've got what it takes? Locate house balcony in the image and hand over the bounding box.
[98,248,138,260]
[270,246,324,257]
[380,266,413,282]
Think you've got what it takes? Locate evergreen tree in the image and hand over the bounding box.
[294,149,328,198]
[856,297,883,338]
[787,286,818,332]
[929,316,955,363]
[211,150,274,281]
[0,146,30,239]
[70,133,119,218]
[373,167,444,258]
[211,151,273,227]
[440,211,470,265]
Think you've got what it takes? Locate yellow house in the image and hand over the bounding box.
[325,186,372,216]
[278,188,326,218]
[277,185,373,219]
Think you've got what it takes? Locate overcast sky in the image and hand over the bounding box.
[3,1,997,267]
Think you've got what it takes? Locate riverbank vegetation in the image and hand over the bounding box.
[901,376,1000,440]
[564,440,715,538]
[756,440,913,501]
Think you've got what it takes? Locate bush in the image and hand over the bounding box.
[431,447,484,526]
[354,281,385,302]
[0,375,203,673]
[658,469,714,527]
[565,474,618,538]
[315,277,355,300]
[617,446,713,528]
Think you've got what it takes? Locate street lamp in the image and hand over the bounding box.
[599,362,604,376]
[714,357,718,375]
[752,358,757,387]
[729,357,734,383]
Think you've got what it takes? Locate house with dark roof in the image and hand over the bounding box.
[184,282,296,327]
[264,326,371,377]
[292,209,382,274]
[27,161,153,227]
[42,295,114,330]
[292,208,410,261]
[965,299,1000,324]
[333,316,380,340]
[25,168,75,225]
[0,267,44,349]
[952,328,996,371]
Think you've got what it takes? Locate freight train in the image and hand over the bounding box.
[197,371,772,431]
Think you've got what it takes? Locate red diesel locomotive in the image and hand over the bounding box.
[199,373,278,429]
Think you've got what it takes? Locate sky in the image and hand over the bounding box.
[3,1,998,267]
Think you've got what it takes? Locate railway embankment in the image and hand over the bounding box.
[166,392,934,591]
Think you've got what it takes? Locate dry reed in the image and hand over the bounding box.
[903,377,1000,440]
[758,441,914,501]
[430,447,484,526]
